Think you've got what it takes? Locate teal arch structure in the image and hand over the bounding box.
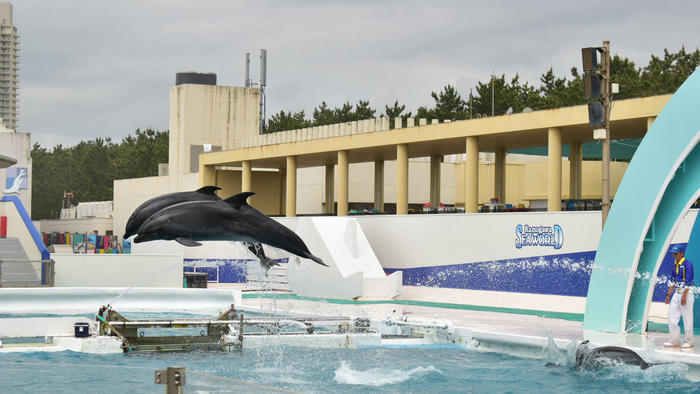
[584,70,700,334]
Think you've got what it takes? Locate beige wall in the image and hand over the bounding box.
[522,160,627,201]
[168,84,259,184]
[111,83,261,236]
[39,218,113,235]
[214,169,283,215]
[113,173,199,239]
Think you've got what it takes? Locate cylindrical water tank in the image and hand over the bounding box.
[175,72,217,86]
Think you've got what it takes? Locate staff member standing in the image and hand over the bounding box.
[664,244,694,349]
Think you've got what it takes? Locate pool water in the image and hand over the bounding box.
[0,345,695,393]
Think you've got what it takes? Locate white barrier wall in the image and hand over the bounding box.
[52,253,182,287]
[284,217,402,299]
[0,287,242,314]
[354,211,603,269]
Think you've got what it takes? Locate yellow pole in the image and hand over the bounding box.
[429,154,441,210]
[286,156,296,217]
[548,127,562,211]
[325,164,335,214]
[646,116,656,135]
[337,150,349,216]
[199,164,216,188]
[465,137,478,213]
[396,144,409,214]
[241,160,252,192]
[494,148,506,203]
[374,160,384,212]
[569,142,582,199]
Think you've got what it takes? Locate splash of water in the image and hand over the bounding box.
[333,360,442,386]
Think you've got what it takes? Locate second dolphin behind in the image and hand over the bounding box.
[124,186,277,270]
[134,191,326,267]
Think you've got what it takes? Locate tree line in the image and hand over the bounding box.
[30,47,699,219]
[31,128,168,220]
[264,47,700,133]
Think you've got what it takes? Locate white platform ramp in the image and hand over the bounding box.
[286,217,402,299]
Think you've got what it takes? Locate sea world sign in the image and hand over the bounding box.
[515,224,563,249]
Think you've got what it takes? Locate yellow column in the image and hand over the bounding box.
[337,151,349,216]
[569,142,582,199]
[548,127,562,211]
[429,154,441,210]
[646,116,656,135]
[241,160,252,192]
[279,167,286,216]
[199,164,216,188]
[396,144,409,215]
[286,156,296,217]
[325,164,335,214]
[374,160,384,212]
[465,137,478,213]
[493,148,506,203]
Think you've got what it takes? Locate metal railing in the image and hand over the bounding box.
[0,259,55,287]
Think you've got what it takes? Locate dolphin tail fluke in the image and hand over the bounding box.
[304,252,328,267]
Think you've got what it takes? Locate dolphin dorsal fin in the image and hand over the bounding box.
[224,192,255,209]
[196,186,221,196]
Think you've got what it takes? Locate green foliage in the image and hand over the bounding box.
[384,100,412,128]
[262,47,699,130]
[265,110,311,133]
[309,100,378,125]
[466,47,700,116]
[31,129,168,220]
[416,85,469,121]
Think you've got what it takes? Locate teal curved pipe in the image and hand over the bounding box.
[583,70,700,333]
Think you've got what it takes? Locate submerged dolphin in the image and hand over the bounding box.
[574,341,658,370]
[134,192,327,267]
[124,186,276,269]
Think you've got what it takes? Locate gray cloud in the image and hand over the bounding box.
[13,0,700,148]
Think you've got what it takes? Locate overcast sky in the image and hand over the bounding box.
[13,0,700,148]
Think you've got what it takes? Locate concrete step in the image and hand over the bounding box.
[0,237,40,285]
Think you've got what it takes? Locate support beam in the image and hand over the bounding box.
[548,127,562,211]
[199,164,216,188]
[374,160,384,212]
[286,156,296,217]
[646,116,656,135]
[493,148,506,203]
[569,142,582,199]
[279,168,286,216]
[337,150,349,216]
[465,137,479,213]
[241,160,252,192]
[325,164,335,214]
[396,144,409,215]
[429,154,441,210]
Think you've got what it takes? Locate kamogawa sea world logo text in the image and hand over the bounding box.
[515,224,563,249]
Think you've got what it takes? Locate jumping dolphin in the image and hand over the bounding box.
[124,186,222,240]
[134,191,327,267]
[124,186,277,270]
[574,340,659,370]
